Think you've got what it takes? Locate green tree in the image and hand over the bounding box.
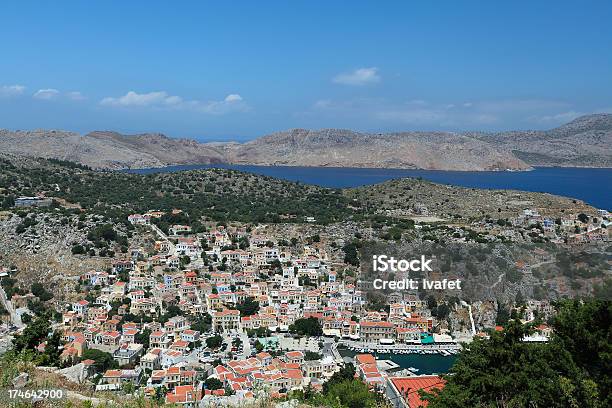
[204,377,223,390]
[304,351,322,361]
[423,300,610,408]
[1,195,15,209]
[190,314,212,333]
[289,317,323,337]
[323,363,356,393]
[82,349,118,373]
[36,330,63,367]
[206,335,223,349]
[324,379,378,408]
[71,244,85,255]
[13,314,51,352]
[551,299,611,406]
[577,213,589,223]
[342,241,360,266]
[30,282,53,301]
[236,297,259,317]
[135,328,151,349]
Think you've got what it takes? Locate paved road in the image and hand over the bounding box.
[240,332,252,357]
[0,286,23,329]
[149,224,176,255]
[321,337,342,363]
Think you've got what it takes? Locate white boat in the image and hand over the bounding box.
[408,367,419,372]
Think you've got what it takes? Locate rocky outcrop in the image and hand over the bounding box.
[471,114,612,167]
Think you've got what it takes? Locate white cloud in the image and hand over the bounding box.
[475,99,569,113]
[313,99,332,109]
[307,97,503,127]
[534,111,584,123]
[374,99,502,125]
[33,88,60,100]
[224,94,243,102]
[187,94,247,115]
[100,91,248,115]
[100,91,178,107]
[308,97,599,129]
[0,84,26,97]
[333,67,380,86]
[67,91,86,101]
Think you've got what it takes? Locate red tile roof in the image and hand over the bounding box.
[390,376,446,407]
[355,354,376,365]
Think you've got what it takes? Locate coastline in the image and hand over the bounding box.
[122,164,611,210]
[121,162,612,173]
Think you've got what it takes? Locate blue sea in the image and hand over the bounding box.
[127,165,611,210]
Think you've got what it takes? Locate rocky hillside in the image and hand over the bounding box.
[0,114,610,170]
[223,129,529,171]
[0,129,225,170]
[346,177,597,221]
[476,114,612,167]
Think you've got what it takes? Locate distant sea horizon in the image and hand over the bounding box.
[126,165,611,210]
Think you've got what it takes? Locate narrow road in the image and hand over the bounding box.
[491,273,505,289]
[467,303,476,335]
[461,301,476,335]
[240,331,251,357]
[149,224,176,255]
[0,286,23,329]
[529,260,555,270]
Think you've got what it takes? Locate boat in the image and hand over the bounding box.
[408,367,419,372]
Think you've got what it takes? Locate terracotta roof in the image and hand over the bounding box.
[103,369,121,377]
[167,366,181,375]
[355,354,376,365]
[284,369,303,379]
[390,376,446,408]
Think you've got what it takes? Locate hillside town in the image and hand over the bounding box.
[1,2,611,404]
[2,197,609,407]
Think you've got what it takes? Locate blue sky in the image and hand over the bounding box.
[1,1,611,141]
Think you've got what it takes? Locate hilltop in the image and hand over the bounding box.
[0,129,226,170]
[472,114,612,167]
[345,177,597,221]
[0,114,611,170]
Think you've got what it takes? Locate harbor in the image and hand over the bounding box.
[340,349,458,375]
[339,340,462,356]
